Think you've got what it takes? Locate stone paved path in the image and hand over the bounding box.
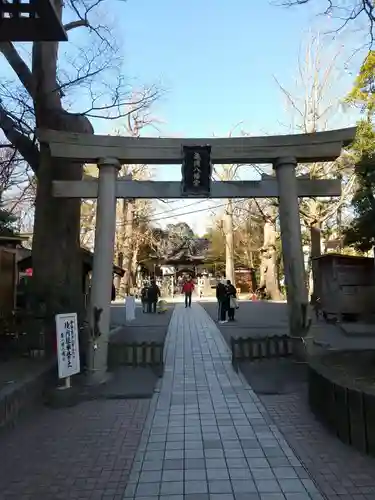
[0,399,149,500]
[125,304,324,499]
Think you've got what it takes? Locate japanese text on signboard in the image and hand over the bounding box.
[55,313,81,379]
[181,145,212,196]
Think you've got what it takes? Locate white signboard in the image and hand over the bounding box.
[161,266,175,276]
[125,295,136,322]
[55,313,81,379]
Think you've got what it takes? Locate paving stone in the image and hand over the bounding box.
[259,494,287,500]
[278,478,307,493]
[139,470,162,483]
[121,305,328,500]
[252,468,276,480]
[158,496,183,500]
[184,479,209,494]
[228,468,253,480]
[207,468,230,480]
[185,469,206,481]
[206,458,228,469]
[142,461,163,471]
[136,481,160,496]
[162,459,184,470]
[273,467,298,479]
[184,494,209,500]
[208,480,233,493]
[165,449,184,459]
[162,470,184,482]
[255,479,282,493]
[159,481,184,495]
[210,494,236,500]
[234,494,261,500]
[231,478,257,493]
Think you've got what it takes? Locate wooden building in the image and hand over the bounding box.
[313,253,375,320]
[0,235,27,315]
[17,247,125,308]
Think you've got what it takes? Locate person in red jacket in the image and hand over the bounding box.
[182,277,195,308]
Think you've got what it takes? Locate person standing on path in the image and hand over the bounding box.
[140,282,149,313]
[216,279,228,323]
[182,277,195,308]
[148,279,160,313]
[226,279,237,321]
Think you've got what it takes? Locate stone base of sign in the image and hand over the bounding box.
[44,385,81,409]
[83,370,113,387]
[291,337,308,361]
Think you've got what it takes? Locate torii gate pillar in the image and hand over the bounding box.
[87,157,120,384]
[274,157,309,338]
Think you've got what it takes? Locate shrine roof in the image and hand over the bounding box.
[163,238,210,263]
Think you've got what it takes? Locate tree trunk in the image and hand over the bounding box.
[121,199,134,295]
[259,218,282,301]
[116,252,123,294]
[29,12,94,355]
[32,137,91,353]
[310,221,322,302]
[224,199,235,284]
[131,242,139,288]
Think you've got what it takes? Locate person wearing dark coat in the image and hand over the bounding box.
[140,283,148,313]
[226,280,237,321]
[147,280,161,313]
[216,280,229,323]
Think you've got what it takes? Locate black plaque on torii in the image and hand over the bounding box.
[181,145,212,196]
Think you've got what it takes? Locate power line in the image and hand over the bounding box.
[83,198,259,227]
[148,199,245,223]
[151,199,208,218]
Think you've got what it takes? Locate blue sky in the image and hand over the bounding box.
[1,0,364,235]
[99,0,361,234]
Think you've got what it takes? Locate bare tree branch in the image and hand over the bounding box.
[278,0,375,47]
[64,20,90,32]
[0,104,39,172]
[0,42,36,99]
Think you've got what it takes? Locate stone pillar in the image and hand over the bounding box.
[274,157,309,338]
[87,157,120,383]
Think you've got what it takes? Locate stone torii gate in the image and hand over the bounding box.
[38,126,356,382]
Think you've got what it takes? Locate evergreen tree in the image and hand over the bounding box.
[0,206,17,236]
[344,54,375,251]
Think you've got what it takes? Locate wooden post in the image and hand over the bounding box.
[87,157,120,383]
[274,157,309,338]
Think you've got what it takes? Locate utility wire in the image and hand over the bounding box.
[148,199,244,223]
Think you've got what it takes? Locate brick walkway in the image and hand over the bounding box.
[125,304,324,499]
[0,399,149,500]
[261,390,375,500]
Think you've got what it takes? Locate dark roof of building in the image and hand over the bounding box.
[163,238,210,264]
[0,234,27,247]
[18,247,125,277]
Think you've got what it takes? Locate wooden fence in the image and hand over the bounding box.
[308,365,375,457]
[108,341,164,376]
[231,335,293,368]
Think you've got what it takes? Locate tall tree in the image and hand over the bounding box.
[0,3,158,327]
[256,202,282,300]
[274,33,356,297]
[344,54,375,250]
[214,161,241,284]
[233,200,263,269]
